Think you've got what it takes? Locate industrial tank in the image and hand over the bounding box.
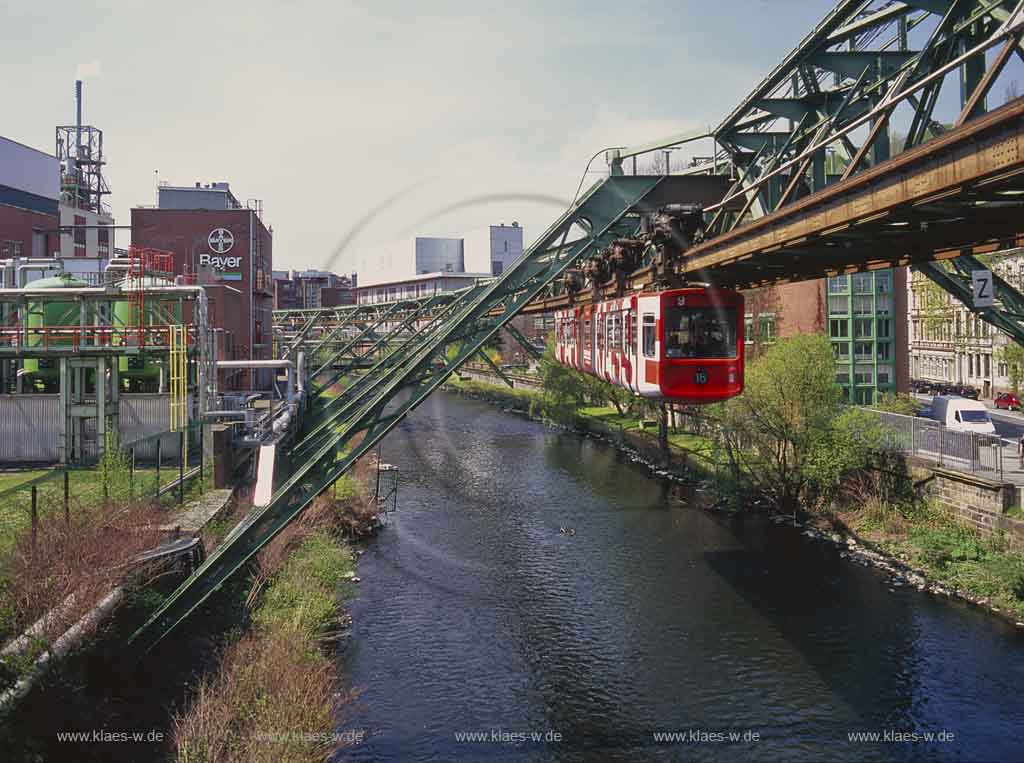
[112,275,180,391]
[22,273,90,386]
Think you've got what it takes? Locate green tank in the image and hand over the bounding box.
[23,274,90,384]
[113,276,180,391]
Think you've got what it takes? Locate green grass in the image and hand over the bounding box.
[257,529,355,637]
[577,406,642,431]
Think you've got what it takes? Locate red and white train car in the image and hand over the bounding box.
[553,288,744,403]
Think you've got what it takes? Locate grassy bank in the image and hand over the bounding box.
[171,468,376,762]
[835,500,1024,620]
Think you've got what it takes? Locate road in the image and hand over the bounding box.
[914,394,1024,442]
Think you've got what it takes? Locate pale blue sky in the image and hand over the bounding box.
[2,0,839,283]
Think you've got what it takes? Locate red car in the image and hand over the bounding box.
[995,392,1021,411]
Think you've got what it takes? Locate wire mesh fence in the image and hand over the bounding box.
[0,421,208,564]
[865,408,1005,479]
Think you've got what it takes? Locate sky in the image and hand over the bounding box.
[0,0,842,285]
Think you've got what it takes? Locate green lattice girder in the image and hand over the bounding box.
[126,174,667,656]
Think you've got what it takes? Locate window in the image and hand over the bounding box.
[877,318,891,338]
[744,313,754,345]
[829,319,848,338]
[854,364,874,384]
[829,296,849,314]
[876,271,892,293]
[663,305,738,359]
[878,365,893,385]
[584,319,592,349]
[836,364,850,384]
[853,295,873,314]
[759,314,776,344]
[985,354,991,377]
[854,318,872,338]
[597,316,605,351]
[629,312,636,355]
[877,342,891,360]
[828,275,849,293]
[834,342,850,359]
[492,261,503,276]
[1000,362,1008,377]
[856,388,874,405]
[876,295,892,314]
[642,314,656,358]
[533,316,546,332]
[1,240,22,258]
[607,313,618,350]
[854,342,872,360]
[852,272,872,293]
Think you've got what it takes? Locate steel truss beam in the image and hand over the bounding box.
[127,175,682,656]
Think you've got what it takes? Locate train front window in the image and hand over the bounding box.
[663,306,737,359]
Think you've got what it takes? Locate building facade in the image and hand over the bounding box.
[131,182,273,389]
[489,222,523,276]
[357,271,491,305]
[415,237,465,275]
[825,268,909,404]
[908,249,1024,398]
[0,136,60,268]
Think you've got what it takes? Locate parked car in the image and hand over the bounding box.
[995,392,1021,411]
[954,385,980,400]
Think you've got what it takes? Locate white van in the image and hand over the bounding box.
[931,395,997,434]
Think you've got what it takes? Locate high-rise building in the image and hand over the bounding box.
[415,237,464,274]
[489,222,523,276]
[825,268,909,404]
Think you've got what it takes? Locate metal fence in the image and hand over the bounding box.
[865,408,1005,479]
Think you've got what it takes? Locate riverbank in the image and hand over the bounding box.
[170,465,378,762]
[446,372,1024,626]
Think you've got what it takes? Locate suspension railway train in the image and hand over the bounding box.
[553,287,744,403]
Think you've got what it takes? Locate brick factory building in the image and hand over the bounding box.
[0,136,61,267]
[131,182,273,389]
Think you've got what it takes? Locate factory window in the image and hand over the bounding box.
[854,318,872,338]
[829,319,848,338]
[73,215,87,256]
[492,261,503,276]
[1,240,22,258]
[504,241,509,253]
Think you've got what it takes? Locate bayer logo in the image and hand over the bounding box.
[208,228,235,254]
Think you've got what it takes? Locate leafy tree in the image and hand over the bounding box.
[717,334,881,514]
[997,342,1024,394]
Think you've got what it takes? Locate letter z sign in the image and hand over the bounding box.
[972,269,994,308]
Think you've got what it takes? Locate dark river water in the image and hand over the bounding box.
[337,392,1024,762]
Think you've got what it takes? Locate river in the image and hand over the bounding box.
[337,391,1024,762]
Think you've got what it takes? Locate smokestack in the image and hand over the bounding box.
[75,79,83,160]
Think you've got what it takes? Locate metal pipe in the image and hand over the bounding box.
[214,359,295,368]
[0,286,208,297]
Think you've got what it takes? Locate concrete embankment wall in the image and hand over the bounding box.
[906,457,1024,547]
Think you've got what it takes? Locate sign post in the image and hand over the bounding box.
[972,269,994,308]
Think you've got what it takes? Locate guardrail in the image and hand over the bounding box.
[866,408,1005,480]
